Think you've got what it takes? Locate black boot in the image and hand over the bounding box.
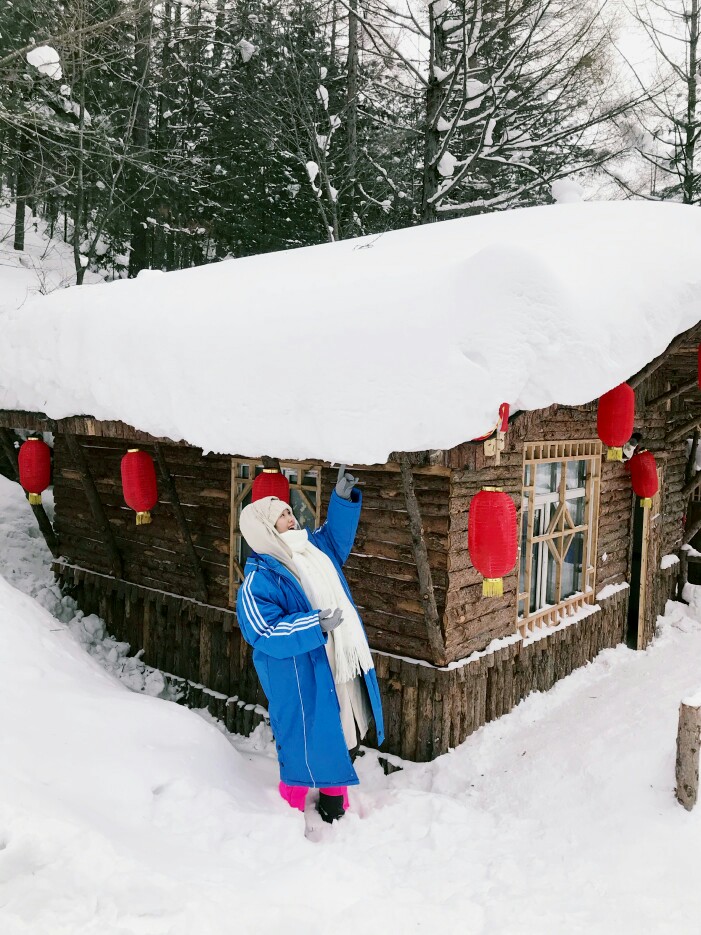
[317,792,345,823]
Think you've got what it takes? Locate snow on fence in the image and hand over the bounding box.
[675,690,701,810]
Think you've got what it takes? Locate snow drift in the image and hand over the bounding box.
[0,201,700,463]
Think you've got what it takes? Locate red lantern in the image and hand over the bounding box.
[468,487,518,597]
[18,437,51,505]
[597,383,635,461]
[121,449,158,525]
[252,469,290,503]
[628,450,658,508]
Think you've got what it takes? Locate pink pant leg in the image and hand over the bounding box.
[278,781,309,811]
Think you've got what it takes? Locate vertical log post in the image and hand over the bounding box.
[153,442,208,604]
[399,458,446,666]
[0,428,61,558]
[64,433,123,579]
[676,698,701,810]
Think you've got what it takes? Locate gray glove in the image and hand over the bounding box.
[335,471,358,501]
[319,608,343,632]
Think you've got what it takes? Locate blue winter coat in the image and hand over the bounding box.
[236,489,385,787]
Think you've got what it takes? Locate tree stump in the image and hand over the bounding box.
[675,700,701,810]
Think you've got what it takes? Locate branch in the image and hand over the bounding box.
[0,3,147,71]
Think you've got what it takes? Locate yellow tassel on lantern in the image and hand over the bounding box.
[28,492,42,505]
[482,577,504,597]
[606,447,623,461]
[640,497,652,508]
[136,511,152,525]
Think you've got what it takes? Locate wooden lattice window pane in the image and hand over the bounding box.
[518,440,602,635]
[228,459,322,605]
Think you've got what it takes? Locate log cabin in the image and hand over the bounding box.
[1,203,701,762]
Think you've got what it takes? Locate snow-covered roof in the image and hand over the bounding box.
[1,201,700,464]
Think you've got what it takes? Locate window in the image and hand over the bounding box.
[518,441,601,635]
[229,460,322,605]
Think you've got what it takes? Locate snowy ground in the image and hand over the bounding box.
[2,474,701,934]
[0,201,103,313]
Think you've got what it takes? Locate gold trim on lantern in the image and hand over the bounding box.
[640,497,652,509]
[606,447,623,461]
[28,493,42,505]
[482,577,504,597]
[128,448,140,453]
[262,468,279,473]
[482,486,502,492]
[136,511,152,525]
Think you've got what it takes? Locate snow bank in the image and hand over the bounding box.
[0,202,102,311]
[4,473,701,932]
[1,202,700,463]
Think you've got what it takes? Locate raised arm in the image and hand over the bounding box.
[310,487,362,567]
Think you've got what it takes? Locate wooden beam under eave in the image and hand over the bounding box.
[398,458,447,666]
[667,413,701,445]
[630,332,694,389]
[646,379,698,410]
[63,433,123,579]
[154,442,209,604]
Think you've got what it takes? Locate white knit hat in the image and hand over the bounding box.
[239,497,300,578]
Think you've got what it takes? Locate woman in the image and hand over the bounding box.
[236,470,385,823]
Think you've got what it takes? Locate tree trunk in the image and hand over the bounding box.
[676,700,701,810]
[13,132,31,251]
[343,0,359,237]
[683,0,698,204]
[73,52,88,286]
[128,0,153,277]
[421,4,446,224]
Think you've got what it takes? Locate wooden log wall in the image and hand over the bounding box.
[55,563,269,714]
[55,561,629,762]
[374,587,629,760]
[444,404,639,660]
[321,467,450,661]
[53,435,231,606]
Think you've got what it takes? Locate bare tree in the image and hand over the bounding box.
[416,0,634,221]
[611,0,699,203]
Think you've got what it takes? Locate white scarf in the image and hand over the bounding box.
[280,529,374,685]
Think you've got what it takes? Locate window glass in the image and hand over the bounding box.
[535,462,561,494]
[519,496,529,593]
[561,532,584,598]
[566,460,586,490]
[529,544,540,613]
[568,496,586,528]
[545,546,559,606]
[291,488,316,531]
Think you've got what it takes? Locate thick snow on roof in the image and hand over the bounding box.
[1,201,700,464]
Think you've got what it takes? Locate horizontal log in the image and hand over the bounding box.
[345,553,427,585]
[356,605,432,639]
[363,628,433,659]
[352,537,447,570]
[358,507,449,535]
[353,585,425,619]
[356,522,447,552]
